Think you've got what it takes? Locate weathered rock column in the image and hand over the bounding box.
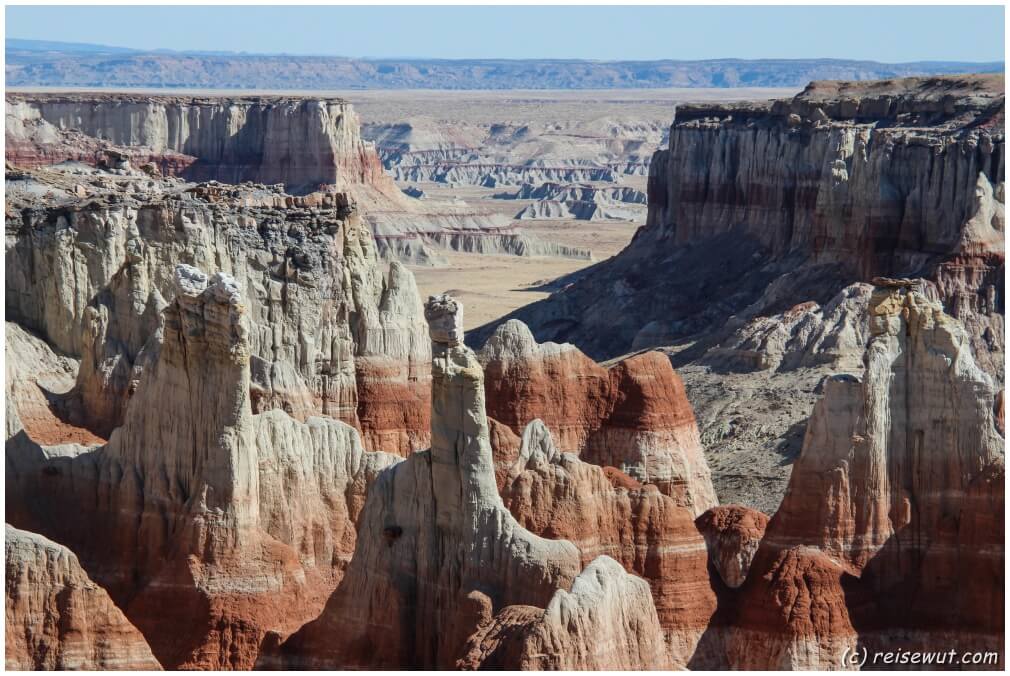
[425,294,502,530]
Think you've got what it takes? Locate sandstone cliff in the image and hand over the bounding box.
[6,94,387,193]
[5,524,161,670]
[477,75,1004,379]
[728,283,1004,669]
[6,265,400,668]
[6,173,431,455]
[480,319,717,513]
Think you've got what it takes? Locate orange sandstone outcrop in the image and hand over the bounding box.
[480,319,716,514]
[696,505,769,589]
[501,419,716,667]
[727,545,857,670]
[5,525,161,671]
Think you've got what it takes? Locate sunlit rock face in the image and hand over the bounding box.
[6,180,432,455]
[728,283,1005,670]
[5,524,162,671]
[480,319,717,514]
[5,94,388,193]
[476,75,1004,386]
[6,266,400,668]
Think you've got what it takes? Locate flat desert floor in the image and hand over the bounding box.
[405,182,644,329]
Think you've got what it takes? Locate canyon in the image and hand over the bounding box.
[478,73,1006,509]
[5,92,590,266]
[5,74,1004,670]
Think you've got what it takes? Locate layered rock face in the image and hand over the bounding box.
[728,284,1005,669]
[366,115,666,188]
[6,173,430,454]
[5,525,161,670]
[269,296,672,669]
[6,266,400,668]
[501,181,648,205]
[5,94,388,193]
[6,94,579,264]
[507,182,648,221]
[500,420,715,667]
[480,320,716,513]
[475,74,1004,510]
[479,75,1004,377]
[695,505,769,589]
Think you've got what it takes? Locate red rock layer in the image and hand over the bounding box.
[354,355,431,455]
[696,505,769,589]
[481,321,611,450]
[500,420,716,667]
[480,320,717,514]
[726,545,857,670]
[5,135,199,176]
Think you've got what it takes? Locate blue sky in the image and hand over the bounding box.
[6,5,1005,62]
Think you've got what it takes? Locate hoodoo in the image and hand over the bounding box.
[267,295,674,669]
[480,319,717,514]
[729,281,1005,669]
[6,265,401,668]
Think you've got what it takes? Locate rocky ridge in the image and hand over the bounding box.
[478,75,1004,364]
[5,93,584,263]
[475,74,1005,510]
[8,45,1000,89]
[6,167,432,455]
[266,295,677,669]
[5,275,1002,668]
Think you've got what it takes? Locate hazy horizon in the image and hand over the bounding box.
[5,6,1005,63]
